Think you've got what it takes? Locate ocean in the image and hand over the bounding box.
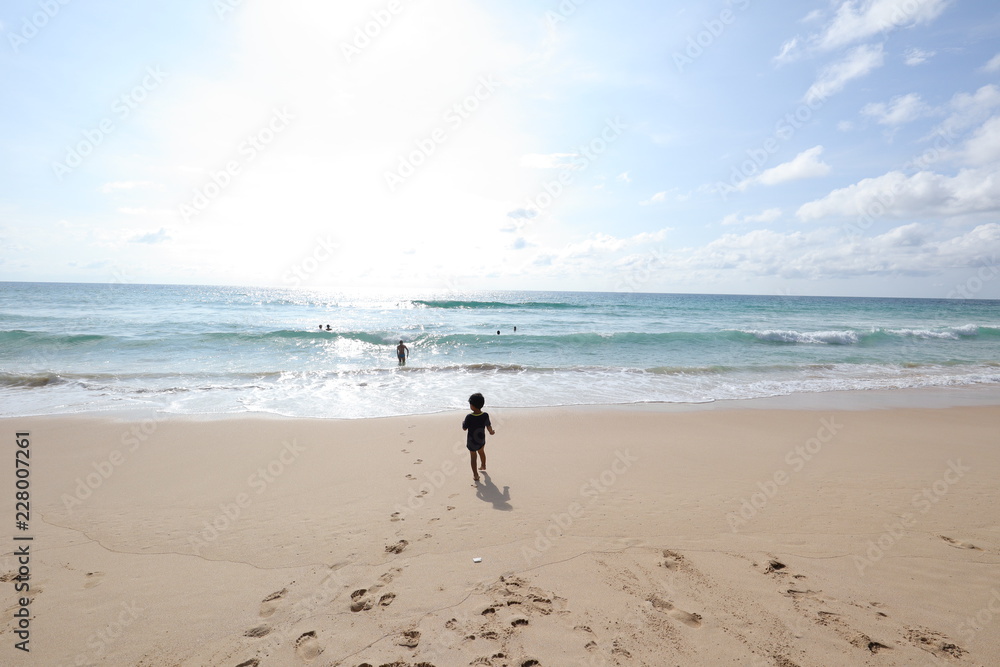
[1,282,999,418]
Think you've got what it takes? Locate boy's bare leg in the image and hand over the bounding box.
[470,451,479,481]
[478,448,486,471]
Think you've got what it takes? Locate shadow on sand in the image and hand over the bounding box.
[475,472,512,511]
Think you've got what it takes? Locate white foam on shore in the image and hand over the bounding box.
[4,361,999,419]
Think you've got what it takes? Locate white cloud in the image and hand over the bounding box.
[926,85,1000,144]
[861,93,928,125]
[639,188,689,205]
[562,233,628,257]
[774,37,800,65]
[641,191,668,205]
[722,208,783,226]
[983,53,1000,73]
[875,221,926,247]
[616,171,631,183]
[777,2,947,74]
[131,228,170,244]
[745,146,831,189]
[506,207,538,220]
[796,166,1000,221]
[559,229,670,260]
[904,47,935,65]
[815,0,952,52]
[961,116,1000,166]
[676,223,1000,280]
[630,229,671,244]
[804,44,885,105]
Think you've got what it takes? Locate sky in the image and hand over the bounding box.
[2,0,1000,298]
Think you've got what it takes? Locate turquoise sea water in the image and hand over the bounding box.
[1,282,999,418]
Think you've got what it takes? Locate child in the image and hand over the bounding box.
[462,392,495,482]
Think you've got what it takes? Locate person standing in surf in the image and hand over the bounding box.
[396,340,409,365]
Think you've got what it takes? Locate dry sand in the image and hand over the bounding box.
[2,398,999,666]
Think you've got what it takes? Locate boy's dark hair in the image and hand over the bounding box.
[468,392,485,410]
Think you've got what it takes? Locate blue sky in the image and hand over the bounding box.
[2,0,1000,298]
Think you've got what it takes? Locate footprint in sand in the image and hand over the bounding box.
[83,572,105,589]
[397,629,420,647]
[612,640,632,658]
[816,610,840,626]
[406,474,416,480]
[259,588,287,618]
[414,459,423,464]
[821,610,894,654]
[648,595,703,627]
[235,660,259,667]
[244,624,271,638]
[351,580,396,612]
[294,631,322,662]
[939,535,980,550]
[783,589,821,600]
[390,511,403,522]
[844,630,891,654]
[350,589,374,612]
[379,568,401,583]
[764,558,788,574]
[906,627,967,659]
[385,539,409,554]
[660,550,688,571]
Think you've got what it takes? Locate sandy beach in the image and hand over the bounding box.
[3,396,999,666]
